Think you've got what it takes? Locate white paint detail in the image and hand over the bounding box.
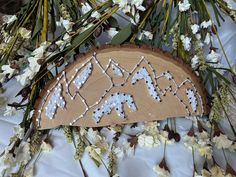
[111,63,123,77]
[92,92,137,123]
[45,84,65,119]
[132,67,161,101]
[74,62,92,89]
[186,89,197,112]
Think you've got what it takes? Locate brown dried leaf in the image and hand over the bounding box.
[128,135,138,147]
[159,158,169,172]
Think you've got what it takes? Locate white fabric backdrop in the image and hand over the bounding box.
[1,5,236,177]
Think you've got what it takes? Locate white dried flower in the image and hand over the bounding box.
[206,50,220,63]
[1,64,17,78]
[41,141,52,152]
[13,125,25,139]
[200,20,212,28]
[107,28,119,39]
[113,0,128,9]
[3,106,16,116]
[14,141,31,165]
[114,141,134,159]
[91,11,101,19]
[138,30,153,40]
[204,32,211,45]
[153,165,170,177]
[19,27,31,39]
[16,68,35,86]
[23,165,34,177]
[158,130,174,144]
[191,55,199,69]
[56,18,74,32]
[3,15,17,25]
[180,35,191,51]
[138,134,160,148]
[178,0,191,12]
[131,0,146,11]
[81,2,92,14]
[191,24,199,34]
[183,135,196,150]
[212,133,233,149]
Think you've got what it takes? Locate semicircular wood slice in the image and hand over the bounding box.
[33,45,209,129]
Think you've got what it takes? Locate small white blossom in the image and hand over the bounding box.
[85,145,102,165]
[113,0,128,9]
[107,28,118,39]
[158,130,174,144]
[191,24,199,34]
[3,15,17,25]
[16,68,35,86]
[204,32,211,45]
[138,30,153,40]
[3,106,16,116]
[56,18,74,32]
[2,64,17,78]
[183,135,196,150]
[41,141,52,152]
[31,41,50,58]
[131,0,146,11]
[138,134,160,148]
[200,20,212,28]
[180,35,191,51]
[114,141,134,159]
[191,55,199,69]
[153,165,170,177]
[13,125,25,139]
[81,2,92,14]
[23,165,34,177]
[206,50,220,63]
[14,141,31,165]
[19,27,31,39]
[212,133,233,149]
[178,0,191,12]
[91,11,101,19]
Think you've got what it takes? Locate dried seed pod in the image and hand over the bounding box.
[168,130,175,140]
[47,43,58,52]
[174,132,181,142]
[55,59,64,67]
[37,58,45,65]
[21,86,31,98]
[146,0,153,7]
[94,26,102,38]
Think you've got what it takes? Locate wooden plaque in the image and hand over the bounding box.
[33,45,209,129]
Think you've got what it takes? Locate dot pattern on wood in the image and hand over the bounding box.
[34,46,209,129]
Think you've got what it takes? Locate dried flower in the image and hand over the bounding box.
[1,64,17,78]
[191,55,199,69]
[19,27,31,39]
[114,141,134,159]
[40,141,52,152]
[178,0,191,12]
[206,50,220,63]
[200,20,212,28]
[81,2,92,15]
[212,133,232,149]
[180,35,192,51]
[191,24,200,34]
[107,28,119,39]
[153,165,170,177]
[130,0,145,11]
